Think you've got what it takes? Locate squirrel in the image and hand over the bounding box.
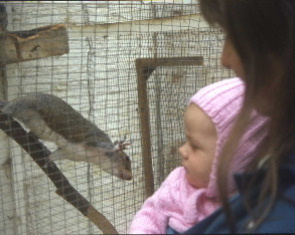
[0,93,132,181]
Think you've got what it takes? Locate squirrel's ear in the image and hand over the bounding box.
[114,142,120,151]
[114,141,131,151]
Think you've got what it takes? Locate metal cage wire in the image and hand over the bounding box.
[0,1,233,234]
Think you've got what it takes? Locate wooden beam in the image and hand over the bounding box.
[68,14,208,38]
[0,24,69,67]
[0,110,118,234]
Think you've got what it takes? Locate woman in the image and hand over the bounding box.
[185,0,295,233]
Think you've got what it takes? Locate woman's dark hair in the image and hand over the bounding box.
[199,0,295,232]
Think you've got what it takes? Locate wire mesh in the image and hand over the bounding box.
[0,1,233,234]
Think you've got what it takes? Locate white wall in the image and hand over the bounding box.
[0,1,232,234]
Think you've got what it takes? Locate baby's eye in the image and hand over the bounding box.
[190,143,198,149]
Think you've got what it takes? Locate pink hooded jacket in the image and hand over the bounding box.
[128,78,268,234]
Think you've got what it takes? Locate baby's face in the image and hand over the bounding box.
[178,104,217,189]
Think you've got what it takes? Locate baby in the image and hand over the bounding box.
[129,77,268,234]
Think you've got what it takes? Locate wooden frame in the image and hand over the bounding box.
[135,56,203,197]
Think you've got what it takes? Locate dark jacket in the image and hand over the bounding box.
[184,154,295,234]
